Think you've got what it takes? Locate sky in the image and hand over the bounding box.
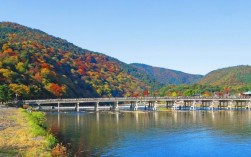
[1,0,251,75]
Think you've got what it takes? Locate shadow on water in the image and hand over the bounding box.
[46,111,251,157]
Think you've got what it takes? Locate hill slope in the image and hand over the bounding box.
[0,22,160,99]
[131,63,203,85]
[198,65,251,86]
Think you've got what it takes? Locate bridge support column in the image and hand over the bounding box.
[209,101,216,110]
[112,101,119,111]
[37,103,41,110]
[57,102,60,112]
[95,102,99,112]
[148,101,157,111]
[219,101,222,109]
[135,102,139,111]
[153,101,157,110]
[166,101,173,108]
[166,101,169,108]
[76,103,80,112]
[172,101,178,110]
[227,101,233,110]
[130,102,134,110]
[190,101,196,110]
[245,101,251,110]
[130,102,138,111]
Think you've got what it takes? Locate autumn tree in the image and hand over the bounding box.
[9,83,30,99]
[45,83,66,97]
[0,85,11,103]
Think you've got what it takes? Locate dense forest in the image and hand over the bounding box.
[158,84,251,97]
[158,65,251,97]
[131,63,203,85]
[0,22,161,100]
[198,65,251,86]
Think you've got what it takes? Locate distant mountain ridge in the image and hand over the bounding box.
[198,65,251,86]
[130,63,203,85]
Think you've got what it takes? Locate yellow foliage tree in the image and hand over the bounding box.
[9,84,30,97]
[16,62,25,73]
[0,68,14,79]
[171,92,178,97]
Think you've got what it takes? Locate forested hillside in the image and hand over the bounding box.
[0,22,160,100]
[1,22,249,101]
[131,63,203,85]
[157,65,251,97]
[198,65,251,86]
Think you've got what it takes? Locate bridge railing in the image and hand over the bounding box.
[23,96,251,104]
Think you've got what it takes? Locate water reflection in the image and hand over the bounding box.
[77,113,79,127]
[57,113,60,127]
[46,111,251,157]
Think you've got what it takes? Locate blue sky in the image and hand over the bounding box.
[1,0,251,75]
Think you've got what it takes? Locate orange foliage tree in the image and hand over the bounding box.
[45,83,66,97]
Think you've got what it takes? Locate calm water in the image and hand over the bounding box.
[46,111,251,157]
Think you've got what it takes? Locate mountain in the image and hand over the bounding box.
[130,63,203,85]
[0,22,160,99]
[198,65,251,86]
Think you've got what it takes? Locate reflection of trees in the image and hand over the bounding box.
[46,111,251,156]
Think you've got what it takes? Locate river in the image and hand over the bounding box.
[46,110,251,157]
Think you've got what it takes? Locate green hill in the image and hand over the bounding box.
[0,22,160,99]
[198,65,251,86]
[130,63,203,85]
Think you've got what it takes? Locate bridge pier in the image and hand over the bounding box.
[172,101,178,110]
[245,101,251,109]
[227,101,234,110]
[57,102,60,112]
[166,101,174,108]
[112,101,119,111]
[219,101,222,109]
[209,101,217,110]
[190,101,196,110]
[130,101,138,111]
[148,101,157,111]
[37,103,41,110]
[95,102,99,112]
[75,103,80,112]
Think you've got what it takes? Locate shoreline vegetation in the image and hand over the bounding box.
[0,107,67,157]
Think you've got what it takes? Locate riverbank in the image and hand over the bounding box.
[0,108,66,157]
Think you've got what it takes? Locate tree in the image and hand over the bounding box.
[183,89,195,96]
[0,85,11,103]
[171,92,178,97]
[9,83,30,99]
[45,83,66,97]
[143,90,149,97]
[16,62,25,73]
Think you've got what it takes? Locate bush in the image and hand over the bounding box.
[52,143,68,157]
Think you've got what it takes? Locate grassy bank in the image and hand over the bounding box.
[0,108,66,157]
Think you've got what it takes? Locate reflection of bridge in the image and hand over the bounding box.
[23,97,251,112]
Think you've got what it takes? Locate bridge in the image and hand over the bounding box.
[23,97,251,112]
